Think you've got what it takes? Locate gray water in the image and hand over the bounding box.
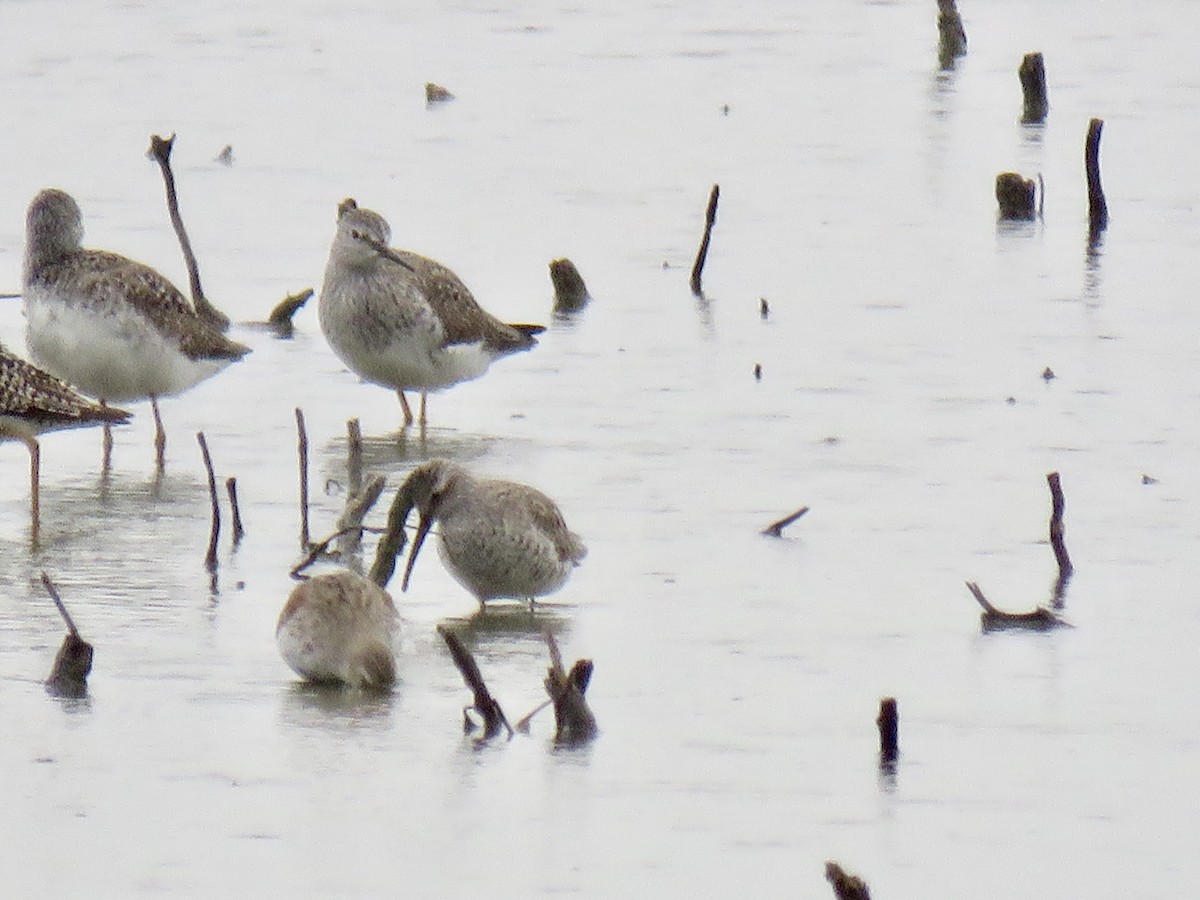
[2,0,1199,896]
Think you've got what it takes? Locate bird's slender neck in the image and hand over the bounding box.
[24,214,83,282]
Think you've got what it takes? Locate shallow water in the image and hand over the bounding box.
[2,0,1200,895]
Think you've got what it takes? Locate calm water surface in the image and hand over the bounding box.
[2,0,1199,896]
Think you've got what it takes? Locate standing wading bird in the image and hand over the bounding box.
[318,198,544,428]
[392,459,586,610]
[22,189,250,471]
[0,342,131,537]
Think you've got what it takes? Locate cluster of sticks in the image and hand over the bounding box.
[287,410,598,744]
[439,626,598,746]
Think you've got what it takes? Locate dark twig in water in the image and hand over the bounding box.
[288,526,381,579]
[761,506,810,537]
[41,573,94,698]
[690,184,720,296]
[367,479,415,588]
[347,418,364,498]
[1085,118,1108,237]
[197,432,220,573]
[226,477,245,543]
[825,861,872,900]
[296,408,311,550]
[335,473,387,569]
[1047,471,1073,607]
[966,581,1069,631]
[877,697,899,766]
[438,625,513,741]
[42,572,79,637]
[147,133,230,332]
[267,288,313,335]
[543,631,598,746]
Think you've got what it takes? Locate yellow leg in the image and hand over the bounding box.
[398,391,414,427]
[152,396,166,472]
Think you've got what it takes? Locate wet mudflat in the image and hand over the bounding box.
[2,1,1200,896]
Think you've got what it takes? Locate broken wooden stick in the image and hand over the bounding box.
[966,581,1069,630]
[41,572,94,698]
[1085,118,1108,236]
[877,697,899,765]
[226,477,245,543]
[196,432,220,573]
[544,631,598,745]
[1046,471,1073,579]
[438,625,513,740]
[825,862,872,900]
[690,184,719,296]
[996,172,1037,220]
[550,258,591,313]
[347,418,364,498]
[267,288,312,335]
[1019,52,1048,123]
[296,408,311,550]
[147,133,230,333]
[936,0,967,69]
[335,473,387,567]
[761,506,810,537]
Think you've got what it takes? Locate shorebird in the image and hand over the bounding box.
[1,342,131,536]
[276,570,400,689]
[318,198,544,427]
[22,188,250,469]
[276,488,412,689]
[392,459,586,608]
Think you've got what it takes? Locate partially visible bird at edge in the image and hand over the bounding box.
[0,342,130,538]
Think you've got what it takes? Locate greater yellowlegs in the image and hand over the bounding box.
[1,342,130,535]
[393,459,586,608]
[22,188,250,468]
[318,198,543,427]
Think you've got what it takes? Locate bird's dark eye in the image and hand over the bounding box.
[350,229,361,239]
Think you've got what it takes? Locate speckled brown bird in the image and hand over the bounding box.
[0,342,130,534]
[22,188,249,464]
[318,198,543,426]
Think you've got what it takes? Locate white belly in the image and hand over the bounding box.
[25,294,231,402]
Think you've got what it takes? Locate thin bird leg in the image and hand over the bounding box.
[23,434,41,539]
[397,390,414,427]
[152,396,166,471]
[101,400,114,477]
[419,392,428,426]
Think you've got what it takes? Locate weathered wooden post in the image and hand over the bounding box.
[937,0,967,69]
[877,697,899,764]
[996,172,1038,220]
[1086,118,1108,237]
[549,258,591,313]
[1019,52,1049,123]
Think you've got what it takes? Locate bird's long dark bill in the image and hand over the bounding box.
[401,512,434,591]
[360,235,416,272]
